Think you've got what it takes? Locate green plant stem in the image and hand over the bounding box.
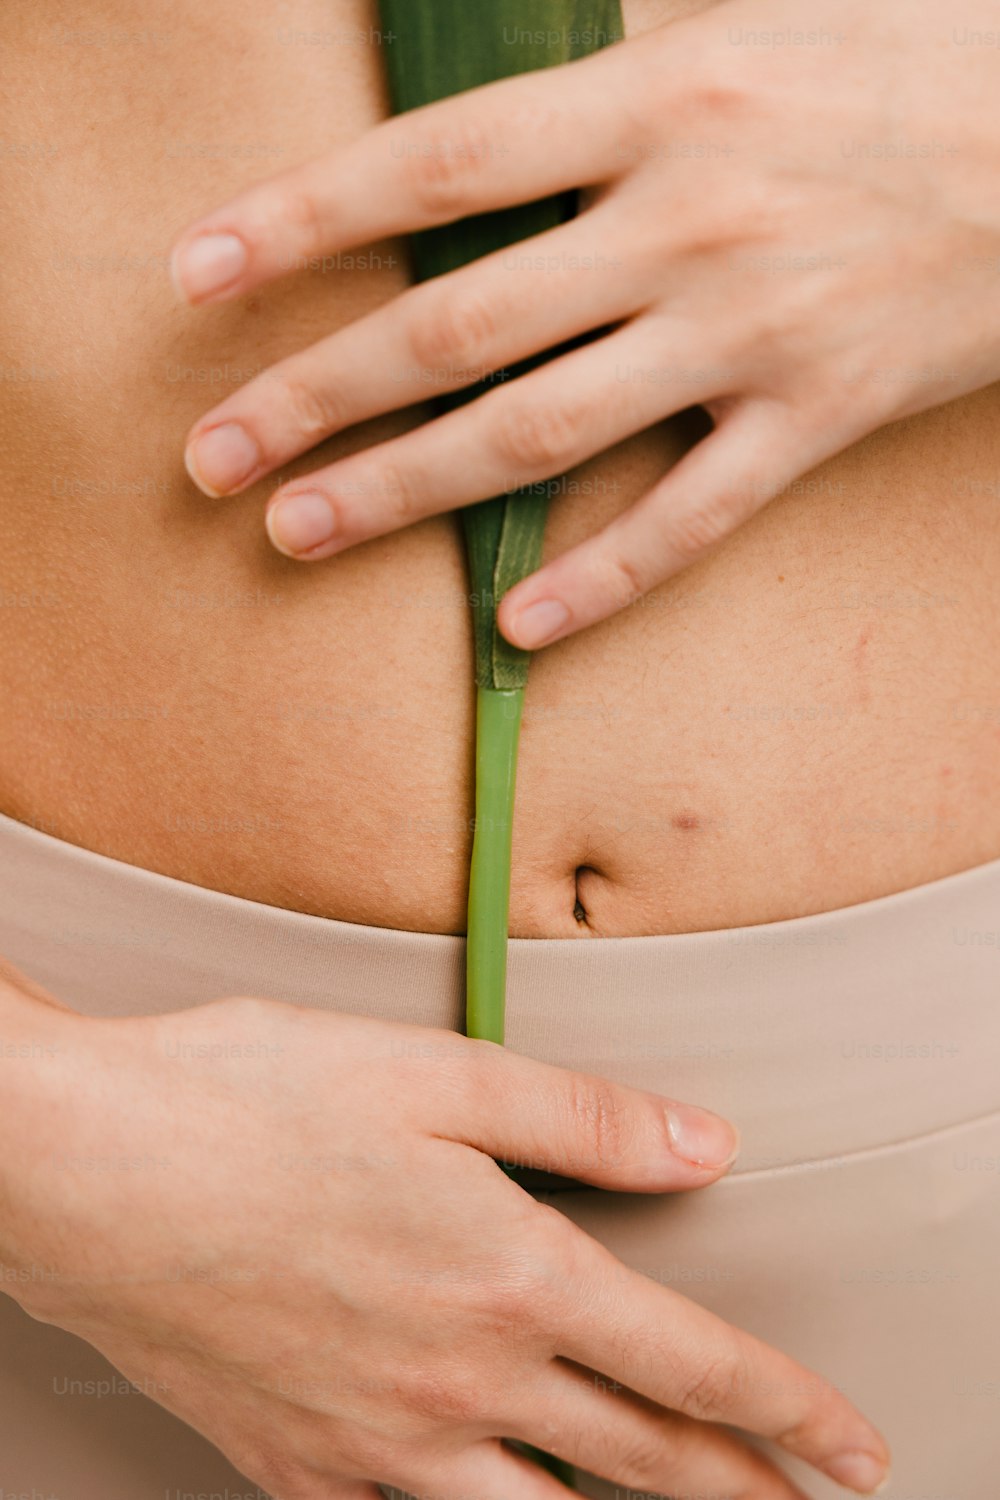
[376,6,622,1488]
[466,687,523,1046]
[467,693,576,1490]
[521,1444,578,1488]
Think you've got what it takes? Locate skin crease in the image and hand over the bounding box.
[2,0,1000,938]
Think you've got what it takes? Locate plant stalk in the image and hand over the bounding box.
[376,5,624,1488]
[466,686,523,1045]
[521,1444,579,1487]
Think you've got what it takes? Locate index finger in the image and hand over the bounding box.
[556,1232,891,1493]
[168,41,639,305]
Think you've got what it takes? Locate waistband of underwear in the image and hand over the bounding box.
[1,806,998,1173]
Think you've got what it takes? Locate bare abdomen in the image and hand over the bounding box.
[2,0,999,938]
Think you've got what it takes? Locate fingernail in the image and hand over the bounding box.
[508,598,570,649]
[171,232,248,302]
[825,1452,890,1494]
[266,492,338,556]
[666,1105,740,1170]
[185,423,261,497]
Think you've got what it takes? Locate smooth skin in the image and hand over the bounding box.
[0,972,889,1498]
[174,0,1000,649]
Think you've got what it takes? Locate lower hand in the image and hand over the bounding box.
[8,989,890,1497]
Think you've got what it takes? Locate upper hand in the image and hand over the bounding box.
[170,0,1000,648]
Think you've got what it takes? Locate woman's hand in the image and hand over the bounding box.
[171,0,1000,649]
[6,988,890,1498]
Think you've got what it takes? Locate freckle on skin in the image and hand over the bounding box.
[673,812,700,831]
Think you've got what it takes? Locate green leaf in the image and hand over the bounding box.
[377,0,625,688]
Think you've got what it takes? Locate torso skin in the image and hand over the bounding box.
[2,0,999,938]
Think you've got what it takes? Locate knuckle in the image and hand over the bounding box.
[495,399,581,475]
[613,1427,679,1486]
[565,1075,635,1172]
[600,548,648,610]
[692,74,757,121]
[279,375,349,444]
[676,180,779,265]
[367,458,418,527]
[505,1238,565,1322]
[277,185,327,259]
[406,120,493,217]
[476,1277,548,1349]
[408,284,498,374]
[515,1223,571,1316]
[675,1340,748,1422]
[676,49,759,122]
[333,458,417,531]
[464,1221,568,1340]
[663,498,735,566]
[396,1362,485,1426]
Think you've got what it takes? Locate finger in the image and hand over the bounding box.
[498,401,836,648]
[262,319,727,562]
[553,1237,891,1493]
[399,1439,581,1500]
[169,42,639,305]
[183,210,644,499]
[508,1357,811,1500]
[425,1038,739,1191]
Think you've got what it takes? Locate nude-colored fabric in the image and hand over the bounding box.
[1,806,998,1498]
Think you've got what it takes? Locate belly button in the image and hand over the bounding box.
[573,866,597,926]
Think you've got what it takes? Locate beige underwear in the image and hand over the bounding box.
[1,807,998,1499]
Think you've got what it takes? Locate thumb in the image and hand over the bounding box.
[434,1038,740,1192]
